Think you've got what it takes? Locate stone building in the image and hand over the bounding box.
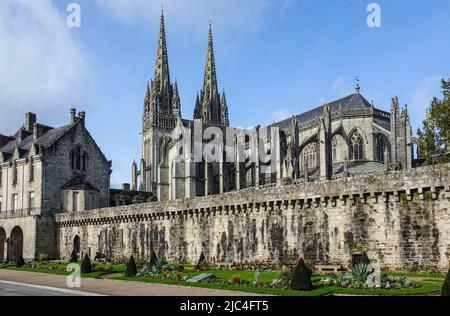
[0,110,112,261]
[132,11,414,202]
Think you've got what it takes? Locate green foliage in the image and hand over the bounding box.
[290,258,313,291]
[149,249,158,267]
[417,79,450,164]
[16,256,25,268]
[441,268,450,296]
[361,252,371,265]
[69,250,78,263]
[125,255,138,277]
[352,263,371,283]
[80,254,92,274]
[36,253,48,263]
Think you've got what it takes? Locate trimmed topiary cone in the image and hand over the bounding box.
[290,258,313,291]
[69,250,78,263]
[149,249,158,267]
[197,252,206,266]
[125,255,138,277]
[16,255,25,268]
[80,254,92,274]
[441,268,450,296]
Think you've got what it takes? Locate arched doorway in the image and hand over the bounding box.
[10,226,24,262]
[73,235,80,256]
[0,228,6,263]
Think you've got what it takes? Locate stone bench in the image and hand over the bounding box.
[315,265,343,273]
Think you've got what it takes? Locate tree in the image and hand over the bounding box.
[290,258,313,291]
[417,79,450,164]
[442,268,450,296]
[80,254,92,274]
[125,255,138,277]
[16,255,25,268]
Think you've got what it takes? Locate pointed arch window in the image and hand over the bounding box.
[70,145,85,171]
[376,135,385,162]
[350,132,364,161]
[302,143,317,169]
[332,137,338,163]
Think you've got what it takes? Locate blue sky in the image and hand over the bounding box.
[1,0,450,187]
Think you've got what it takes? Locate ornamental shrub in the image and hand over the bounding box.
[441,268,450,296]
[80,254,92,274]
[290,258,313,291]
[125,255,138,277]
[16,255,25,268]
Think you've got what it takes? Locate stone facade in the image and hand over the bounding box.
[0,110,112,260]
[133,11,414,203]
[57,163,450,273]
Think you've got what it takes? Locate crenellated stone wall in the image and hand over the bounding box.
[56,164,450,273]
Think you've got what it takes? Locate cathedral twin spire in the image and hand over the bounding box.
[195,22,230,127]
[143,9,180,120]
[144,10,229,127]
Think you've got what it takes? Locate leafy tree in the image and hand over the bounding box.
[290,258,313,291]
[16,255,25,268]
[80,254,92,274]
[125,255,138,277]
[442,268,450,296]
[417,79,450,164]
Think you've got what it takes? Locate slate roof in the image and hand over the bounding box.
[61,176,100,192]
[277,92,373,130]
[0,123,72,162]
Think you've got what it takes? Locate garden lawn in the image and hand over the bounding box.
[112,275,441,296]
[113,276,334,296]
[5,262,125,279]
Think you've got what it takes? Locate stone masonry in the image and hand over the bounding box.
[56,163,450,273]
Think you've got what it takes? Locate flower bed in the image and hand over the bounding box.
[318,273,419,290]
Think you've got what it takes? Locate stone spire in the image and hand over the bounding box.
[172,80,181,118]
[144,8,179,120]
[154,8,171,97]
[194,20,224,126]
[220,89,230,127]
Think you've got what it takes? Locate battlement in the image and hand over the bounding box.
[56,163,450,226]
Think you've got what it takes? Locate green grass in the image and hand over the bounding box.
[113,276,333,296]
[329,282,441,296]
[5,262,125,279]
[385,272,446,279]
[113,276,441,296]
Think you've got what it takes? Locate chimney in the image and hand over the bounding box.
[70,108,76,124]
[25,113,37,132]
[79,111,86,125]
[33,124,38,141]
[121,183,131,192]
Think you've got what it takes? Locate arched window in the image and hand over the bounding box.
[350,132,364,161]
[376,135,385,162]
[302,143,317,170]
[332,137,338,163]
[71,145,83,171]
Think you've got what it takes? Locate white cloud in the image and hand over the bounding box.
[331,76,352,96]
[410,77,442,129]
[0,0,88,133]
[272,110,292,122]
[94,0,271,40]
